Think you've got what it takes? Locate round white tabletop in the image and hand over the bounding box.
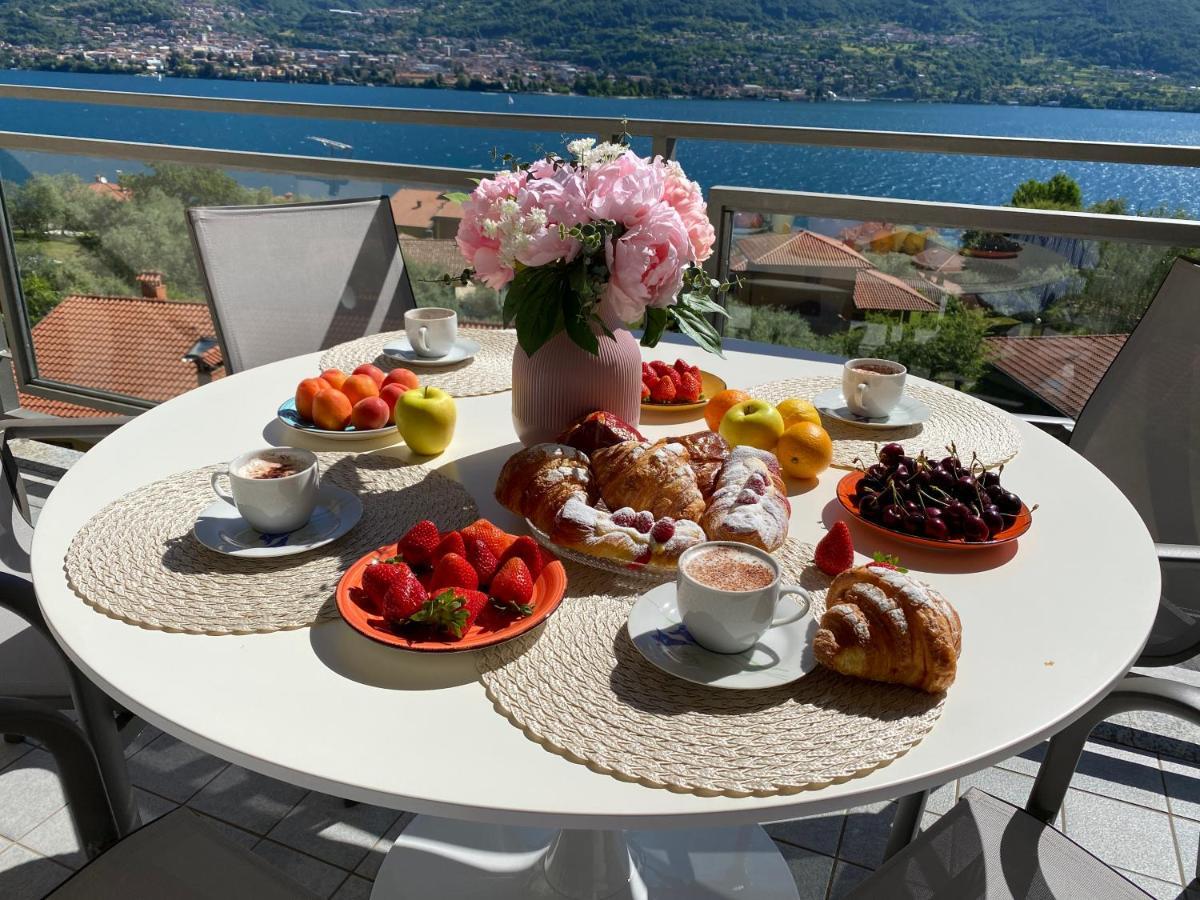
[30,342,1158,842]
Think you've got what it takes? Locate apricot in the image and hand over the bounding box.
[351,396,390,430]
[383,368,420,391]
[353,363,386,387]
[342,373,380,406]
[312,388,353,431]
[379,382,409,415]
[295,377,326,422]
[320,368,348,391]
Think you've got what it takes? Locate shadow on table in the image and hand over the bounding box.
[433,442,524,529]
[819,498,1019,574]
[260,417,406,454]
[639,406,710,430]
[308,619,480,690]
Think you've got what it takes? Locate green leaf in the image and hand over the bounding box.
[679,292,730,319]
[441,191,470,204]
[670,305,725,357]
[513,267,568,356]
[640,307,669,347]
[562,292,599,355]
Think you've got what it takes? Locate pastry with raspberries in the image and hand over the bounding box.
[641,359,706,406]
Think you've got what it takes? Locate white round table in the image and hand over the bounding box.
[30,343,1160,899]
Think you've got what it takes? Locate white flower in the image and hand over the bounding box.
[568,137,629,167]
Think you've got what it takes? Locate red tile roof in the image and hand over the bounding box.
[20,295,224,417]
[390,188,464,231]
[852,269,940,312]
[985,333,1128,418]
[86,179,131,202]
[399,237,467,274]
[731,230,873,272]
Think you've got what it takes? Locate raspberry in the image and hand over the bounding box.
[633,511,655,534]
[611,508,637,528]
[650,518,676,543]
[736,489,759,505]
[746,472,768,495]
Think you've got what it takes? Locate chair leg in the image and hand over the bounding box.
[66,668,141,837]
[883,789,929,861]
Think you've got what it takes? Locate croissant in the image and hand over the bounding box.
[670,430,731,499]
[591,440,706,522]
[700,446,790,552]
[814,565,962,694]
[493,443,595,534]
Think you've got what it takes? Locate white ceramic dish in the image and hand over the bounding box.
[626,582,817,690]
[813,388,930,430]
[193,484,363,558]
[381,337,481,367]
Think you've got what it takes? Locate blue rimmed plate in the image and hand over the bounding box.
[276,397,398,442]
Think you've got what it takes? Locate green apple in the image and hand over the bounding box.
[395,386,456,455]
[719,398,785,450]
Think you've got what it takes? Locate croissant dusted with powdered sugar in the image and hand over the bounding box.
[699,445,790,552]
[493,443,596,535]
[591,439,706,522]
[814,565,962,694]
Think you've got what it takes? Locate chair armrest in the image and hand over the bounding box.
[1156,542,1200,563]
[0,569,51,641]
[1012,413,1076,440]
[0,416,132,443]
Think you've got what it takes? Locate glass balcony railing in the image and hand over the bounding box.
[1,84,1199,420]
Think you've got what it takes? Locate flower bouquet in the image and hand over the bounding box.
[447,139,729,357]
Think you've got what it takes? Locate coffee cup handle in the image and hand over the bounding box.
[210,472,236,507]
[774,586,812,626]
[414,325,429,354]
[854,381,868,408]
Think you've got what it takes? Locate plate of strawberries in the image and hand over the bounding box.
[641,359,727,413]
[336,517,566,652]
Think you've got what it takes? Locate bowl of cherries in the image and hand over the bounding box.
[836,442,1033,550]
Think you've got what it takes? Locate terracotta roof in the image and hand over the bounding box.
[985,333,1128,418]
[398,237,467,274]
[24,295,225,415]
[852,269,940,312]
[389,188,464,231]
[731,230,873,272]
[17,392,121,419]
[86,179,131,202]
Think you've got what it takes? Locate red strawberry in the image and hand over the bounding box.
[649,360,673,377]
[814,521,855,576]
[641,382,651,400]
[465,538,500,587]
[429,552,479,592]
[499,535,551,580]
[673,358,692,374]
[491,557,535,615]
[678,371,702,403]
[431,530,466,564]
[641,362,653,379]
[361,558,412,612]
[398,519,440,568]
[649,376,676,403]
[459,518,513,559]
[381,570,429,628]
[666,368,683,390]
[422,587,489,638]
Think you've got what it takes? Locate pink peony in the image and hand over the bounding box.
[660,160,715,263]
[514,165,588,267]
[586,151,666,228]
[602,203,692,324]
[455,169,529,289]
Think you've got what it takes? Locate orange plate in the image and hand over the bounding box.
[836,470,1032,551]
[336,544,567,652]
[641,370,727,413]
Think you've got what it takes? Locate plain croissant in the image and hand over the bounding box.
[814,565,962,693]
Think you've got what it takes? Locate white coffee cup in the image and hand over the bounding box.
[211,448,319,534]
[843,357,907,418]
[676,542,811,654]
[405,308,458,358]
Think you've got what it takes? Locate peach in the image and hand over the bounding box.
[383,368,420,391]
[320,368,348,391]
[295,377,326,422]
[312,388,352,431]
[351,396,390,430]
[342,373,380,406]
[353,364,386,387]
[379,382,409,415]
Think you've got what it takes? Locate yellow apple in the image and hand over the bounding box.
[719,398,785,450]
[395,386,456,455]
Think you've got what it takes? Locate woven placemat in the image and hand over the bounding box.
[478,541,946,795]
[319,326,516,397]
[65,453,478,634]
[751,376,1022,469]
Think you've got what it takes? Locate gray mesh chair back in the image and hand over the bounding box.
[1069,256,1200,661]
[187,196,416,373]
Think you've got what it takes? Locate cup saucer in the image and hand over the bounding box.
[193,484,363,558]
[626,583,817,690]
[381,337,481,367]
[813,388,930,429]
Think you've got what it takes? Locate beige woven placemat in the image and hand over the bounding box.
[65,453,477,635]
[752,376,1022,469]
[319,326,516,397]
[478,541,946,795]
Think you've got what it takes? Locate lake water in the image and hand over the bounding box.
[2,70,1200,214]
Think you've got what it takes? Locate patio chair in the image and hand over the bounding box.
[0,416,143,836]
[854,674,1200,898]
[186,196,416,373]
[0,698,318,898]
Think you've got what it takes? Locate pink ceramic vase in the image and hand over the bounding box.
[511,310,642,445]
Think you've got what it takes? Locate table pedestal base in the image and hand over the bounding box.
[370,815,800,900]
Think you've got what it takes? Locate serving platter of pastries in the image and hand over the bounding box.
[495,411,791,574]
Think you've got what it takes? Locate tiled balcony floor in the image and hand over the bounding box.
[1,721,1199,898]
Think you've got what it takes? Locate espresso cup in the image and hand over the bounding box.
[843,357,906,418]
[210,448,319,534]
[405,308,458,358]
[676,542,811,654]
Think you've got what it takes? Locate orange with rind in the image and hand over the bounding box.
[776,421,833,480]
[704,388,751,433]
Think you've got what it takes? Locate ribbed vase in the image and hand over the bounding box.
[511,312,642,446]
